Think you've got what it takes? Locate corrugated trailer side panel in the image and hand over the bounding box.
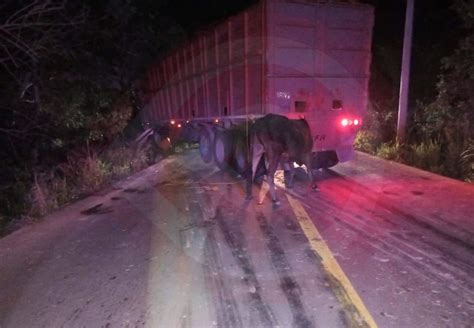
[155,64,164,122]
[180,48,187,119]
[152,66,161,122]
[163,57,172,121]
[184,43,195,119]
[230,13,246,116]
[143,2,265,124]
[166,63,173,120]
[187,44,196,120]
[144,69,153,124]
[173,54,182,120]
[206,31,219,119]
[161,60,169,120]
[174,51,182,119]
[217,24,230,116]
[194,38,205,118]
[140,69,152,124]
[156,65,164,122]
[246,2,265,115]
[171,56,181,119]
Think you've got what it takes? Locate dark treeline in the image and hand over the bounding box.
[0,0,184,228]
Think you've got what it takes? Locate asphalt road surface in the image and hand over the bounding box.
[1,149,473,328]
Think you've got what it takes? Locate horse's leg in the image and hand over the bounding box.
[245,165,253,200]
[252,143,264,182]
[267,151,281,205]
[287,160,295,189]
[304,153,318,190]
[247,141,264,200]
[281,154,294,189]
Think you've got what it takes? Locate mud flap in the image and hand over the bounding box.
[312,151,340,169]
[336,147,355,163]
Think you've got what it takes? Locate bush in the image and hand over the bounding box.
[0,169,30,221]
[459,142,474,182]
[376,142,405,162]
[25,141,155,221]
[407,140,443,173]
[354,130,380,154]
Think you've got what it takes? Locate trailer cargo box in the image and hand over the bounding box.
[141,0,373,169]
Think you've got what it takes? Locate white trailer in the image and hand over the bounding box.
[140,0,374,172]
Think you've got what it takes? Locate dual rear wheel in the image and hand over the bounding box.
[213,129,234,171]
[199,127,248,174]
[199,127,340,174]
[199,129,213,163]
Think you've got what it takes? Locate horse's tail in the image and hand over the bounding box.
[298,118,313,152]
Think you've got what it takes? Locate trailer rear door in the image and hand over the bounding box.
[266,1,373,159]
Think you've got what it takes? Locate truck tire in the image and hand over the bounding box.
[213,129,234,170]
[199,129,213,163]
[233,139,248,175]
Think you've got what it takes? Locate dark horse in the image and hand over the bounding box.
[246,114,317,205]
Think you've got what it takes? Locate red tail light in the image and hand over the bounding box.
[340,117,361,127]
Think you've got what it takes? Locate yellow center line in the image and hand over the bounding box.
[285,193,378,328]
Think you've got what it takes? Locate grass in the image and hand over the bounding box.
[407,140,442,173]
[376,141,404,162]
[0,141,156,235]
[354,130,380,154]
[355,129,474,183]
[460,143,474,182]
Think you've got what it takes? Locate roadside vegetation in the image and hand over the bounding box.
[0,0,184,234]
[355,0,473,183]
[25,143,152,217]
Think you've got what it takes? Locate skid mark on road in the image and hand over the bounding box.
[216,208,278,327]
[203,229,242,328]
[286,194,378,328]
[256,212,314,328]
[182,185,243,327]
